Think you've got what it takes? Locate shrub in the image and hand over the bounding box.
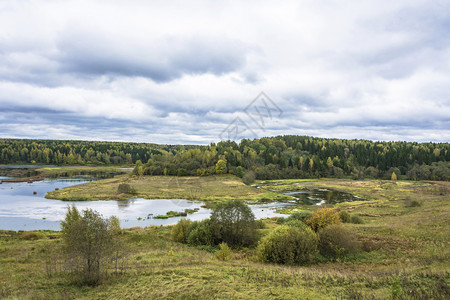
[350,215,364,224]
[117,183,136,194]
[276,217,286,224]
[109,216,121,235]
[171,219,192,243]
[257,225,318,265]
[20,231,46,240]
[407,200,422,207]
[61,205,118,285]
[339,211,351,223]
[284,219,308,230]
[306,208,342,232]
[318,225,360,259]
[215,242,232,261]
[187,219,215,246]
[242,171,256,185]
[210,199,258,247]
[236,166,245,178]
[287,211,312,223]
[255,219,266,229]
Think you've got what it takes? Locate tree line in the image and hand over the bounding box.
[0,136,448,180]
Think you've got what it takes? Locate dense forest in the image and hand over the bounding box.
[0,136,449,181]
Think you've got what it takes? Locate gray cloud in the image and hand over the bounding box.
[55,31,249,82]
[0,0,449,144]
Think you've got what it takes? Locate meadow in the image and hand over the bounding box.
[1,177,449,299]
[45,174,290,203]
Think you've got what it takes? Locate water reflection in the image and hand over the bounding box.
[283,188,363,205]
[0,178,289,231]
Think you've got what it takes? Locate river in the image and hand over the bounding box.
[0,177,293,231]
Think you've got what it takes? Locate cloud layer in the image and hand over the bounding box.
[0,0,449,144]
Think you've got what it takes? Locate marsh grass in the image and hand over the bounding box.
[1,179,449,299]
[46,175,292,202]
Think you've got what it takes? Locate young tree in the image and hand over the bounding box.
[235,166,245,178]
[210,199,257,247]
[391,171,398,182]
[61,206,117,285]
[215,159,227,174]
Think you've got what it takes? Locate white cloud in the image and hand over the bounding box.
[0,0,449,143]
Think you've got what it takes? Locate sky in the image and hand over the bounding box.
[0,0,449,145]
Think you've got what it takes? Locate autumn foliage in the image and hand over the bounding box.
[306,207,342,232]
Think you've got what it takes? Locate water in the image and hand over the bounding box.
[0,178,290,231]
[282,188,364,205]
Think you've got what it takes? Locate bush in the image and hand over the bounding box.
[276,217,286,224]
[117,183,136,194]
[284,219,308,230]
[61,205,118,285]
[257,225,318,265]
[306,208,342,232]
[287,211,312,223]
[215,242,232,261]
[350,215,364,224]
[339,211,351,223]
[210,199,258,247]
[318,225,360,259]
[236,166,245,178]
[20,231,46,240]
[407,200,422,207]
[171,219,192,243]
[187,219,215,246]
[109,216,121,235]
[255,219,266,229]
[242,171,256,185]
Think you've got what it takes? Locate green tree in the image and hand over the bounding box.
[391,171,397,181]
[242,170,256,185]
[61,206,116,285]
[215,159,227,174]
[235,166,245,178]
[210,199,257,247]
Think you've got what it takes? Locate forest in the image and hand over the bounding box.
[0,136,449,181]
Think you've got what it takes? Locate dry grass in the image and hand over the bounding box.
[2,179,449,299]
[46,174,291,202]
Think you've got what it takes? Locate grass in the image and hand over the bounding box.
[1,178,449,299]
[38,165,133,175]
[46,174,293,203]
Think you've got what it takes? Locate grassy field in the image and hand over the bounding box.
[1,178,449,299]
[38,165,134,176]
[46,174,291,202]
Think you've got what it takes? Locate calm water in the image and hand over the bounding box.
[0,178,291,231]
[282,188,364,205]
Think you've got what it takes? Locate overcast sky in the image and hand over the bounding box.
[0,0,449,144]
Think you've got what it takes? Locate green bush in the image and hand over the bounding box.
[255,219,266,229]
[306,208,342,232]
[236,166,245,178]
[408,200,422,207]
[318,225,360,259]
[20,231,46,240]
[242,171,256,185]
[215,242,232,261]
[171,219,192,243]
[257,225,318,265]
[339,211,351,223]
[276,217,286,224]
[284,219,308,230]
[117,183,136,194]
[287,211,312,223]
[210,199,258,247]
[187,219,215,246]
[350,215,364,224]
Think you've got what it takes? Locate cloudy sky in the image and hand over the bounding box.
[0,0,449,144]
